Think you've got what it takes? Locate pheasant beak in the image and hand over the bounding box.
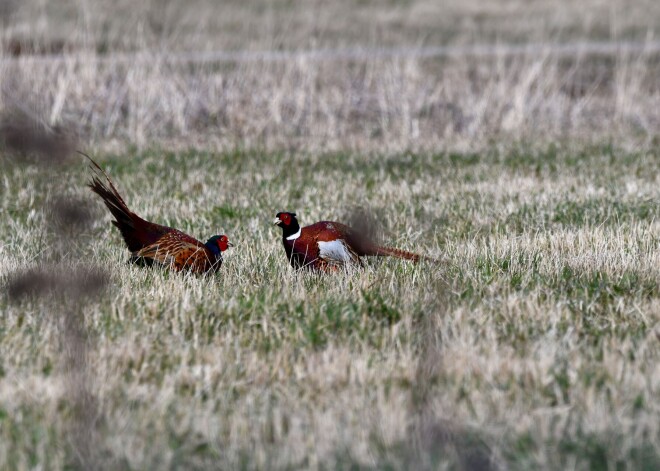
[273,217,281,225]
[227,242,234,248]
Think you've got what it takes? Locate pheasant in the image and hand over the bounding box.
[85,154,232,274]
[273,211,429,271]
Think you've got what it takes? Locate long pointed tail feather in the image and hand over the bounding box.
[371,245,435,263]
[81,151,144,252]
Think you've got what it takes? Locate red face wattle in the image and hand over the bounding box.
[217,235,232,252]
[274,212,297,228]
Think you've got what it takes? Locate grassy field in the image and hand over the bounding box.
[1,145,659,469]
[1,0,660,469]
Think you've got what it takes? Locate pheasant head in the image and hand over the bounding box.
[273,211,301,239]
[204,234,233,256]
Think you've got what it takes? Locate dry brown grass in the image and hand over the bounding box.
[1,1,659,470]
[1,0,659,153]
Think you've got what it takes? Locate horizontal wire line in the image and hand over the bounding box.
[2,39,660,66]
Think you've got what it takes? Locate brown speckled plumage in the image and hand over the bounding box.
[84,153,231,274]
[274,212,430,271]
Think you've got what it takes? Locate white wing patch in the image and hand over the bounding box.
[318,239,357,264]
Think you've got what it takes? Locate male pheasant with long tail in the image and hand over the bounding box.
[273,211,431,271]
[85,153,232,274]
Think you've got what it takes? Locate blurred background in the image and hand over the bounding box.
[1,0,659,152]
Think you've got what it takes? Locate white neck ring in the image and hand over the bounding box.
[286,228,302,240]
